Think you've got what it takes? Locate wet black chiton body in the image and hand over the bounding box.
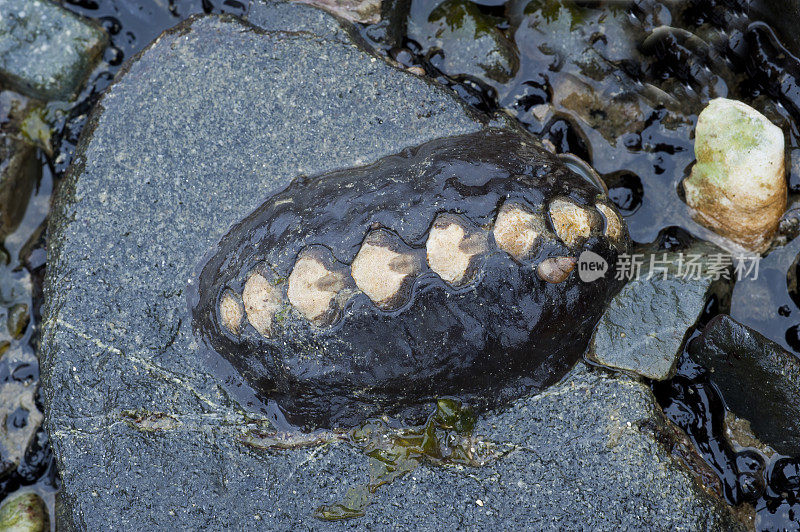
[192,129,629,428]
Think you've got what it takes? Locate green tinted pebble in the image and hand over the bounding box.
[0,492,48,532]
[20,107,52,156]
[683,98,786,252]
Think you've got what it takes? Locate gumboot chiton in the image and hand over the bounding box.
[191,129,629,428]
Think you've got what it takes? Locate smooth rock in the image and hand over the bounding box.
[683,98,786,253]
[40,2,745,529]
[0,0,106,100]
[689,314,800,456]
[0,491,48,532]
[588,241,732,380]
[551,73,645,145]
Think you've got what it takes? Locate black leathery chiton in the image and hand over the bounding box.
[191,129,630,428]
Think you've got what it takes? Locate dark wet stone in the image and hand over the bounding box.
[753,0,800,57]
[689,314,800,456]
[40,2,746,528]
[0,133,39,241]
[778,198,800,243]
[589,242,732,381]
[0,0,106,100]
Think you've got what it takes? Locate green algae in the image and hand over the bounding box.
[524,0,589,29]
[19,107,52,157]
[315,485,371,520]
[315,398,492,521]
[428,0,497,38]
[690,102,767,189]
[410,0,519,82]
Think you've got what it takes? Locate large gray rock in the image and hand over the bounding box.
[588,242,731,380]
[0,0,106,100]
[40,3,745,529]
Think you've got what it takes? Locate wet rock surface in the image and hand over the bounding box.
[0,0,106,100]
[689,314,800,457]
[41,2,745,529]
[588,241,731,381]
[475,363,750,531]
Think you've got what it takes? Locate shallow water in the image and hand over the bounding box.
[4,0,800,528]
